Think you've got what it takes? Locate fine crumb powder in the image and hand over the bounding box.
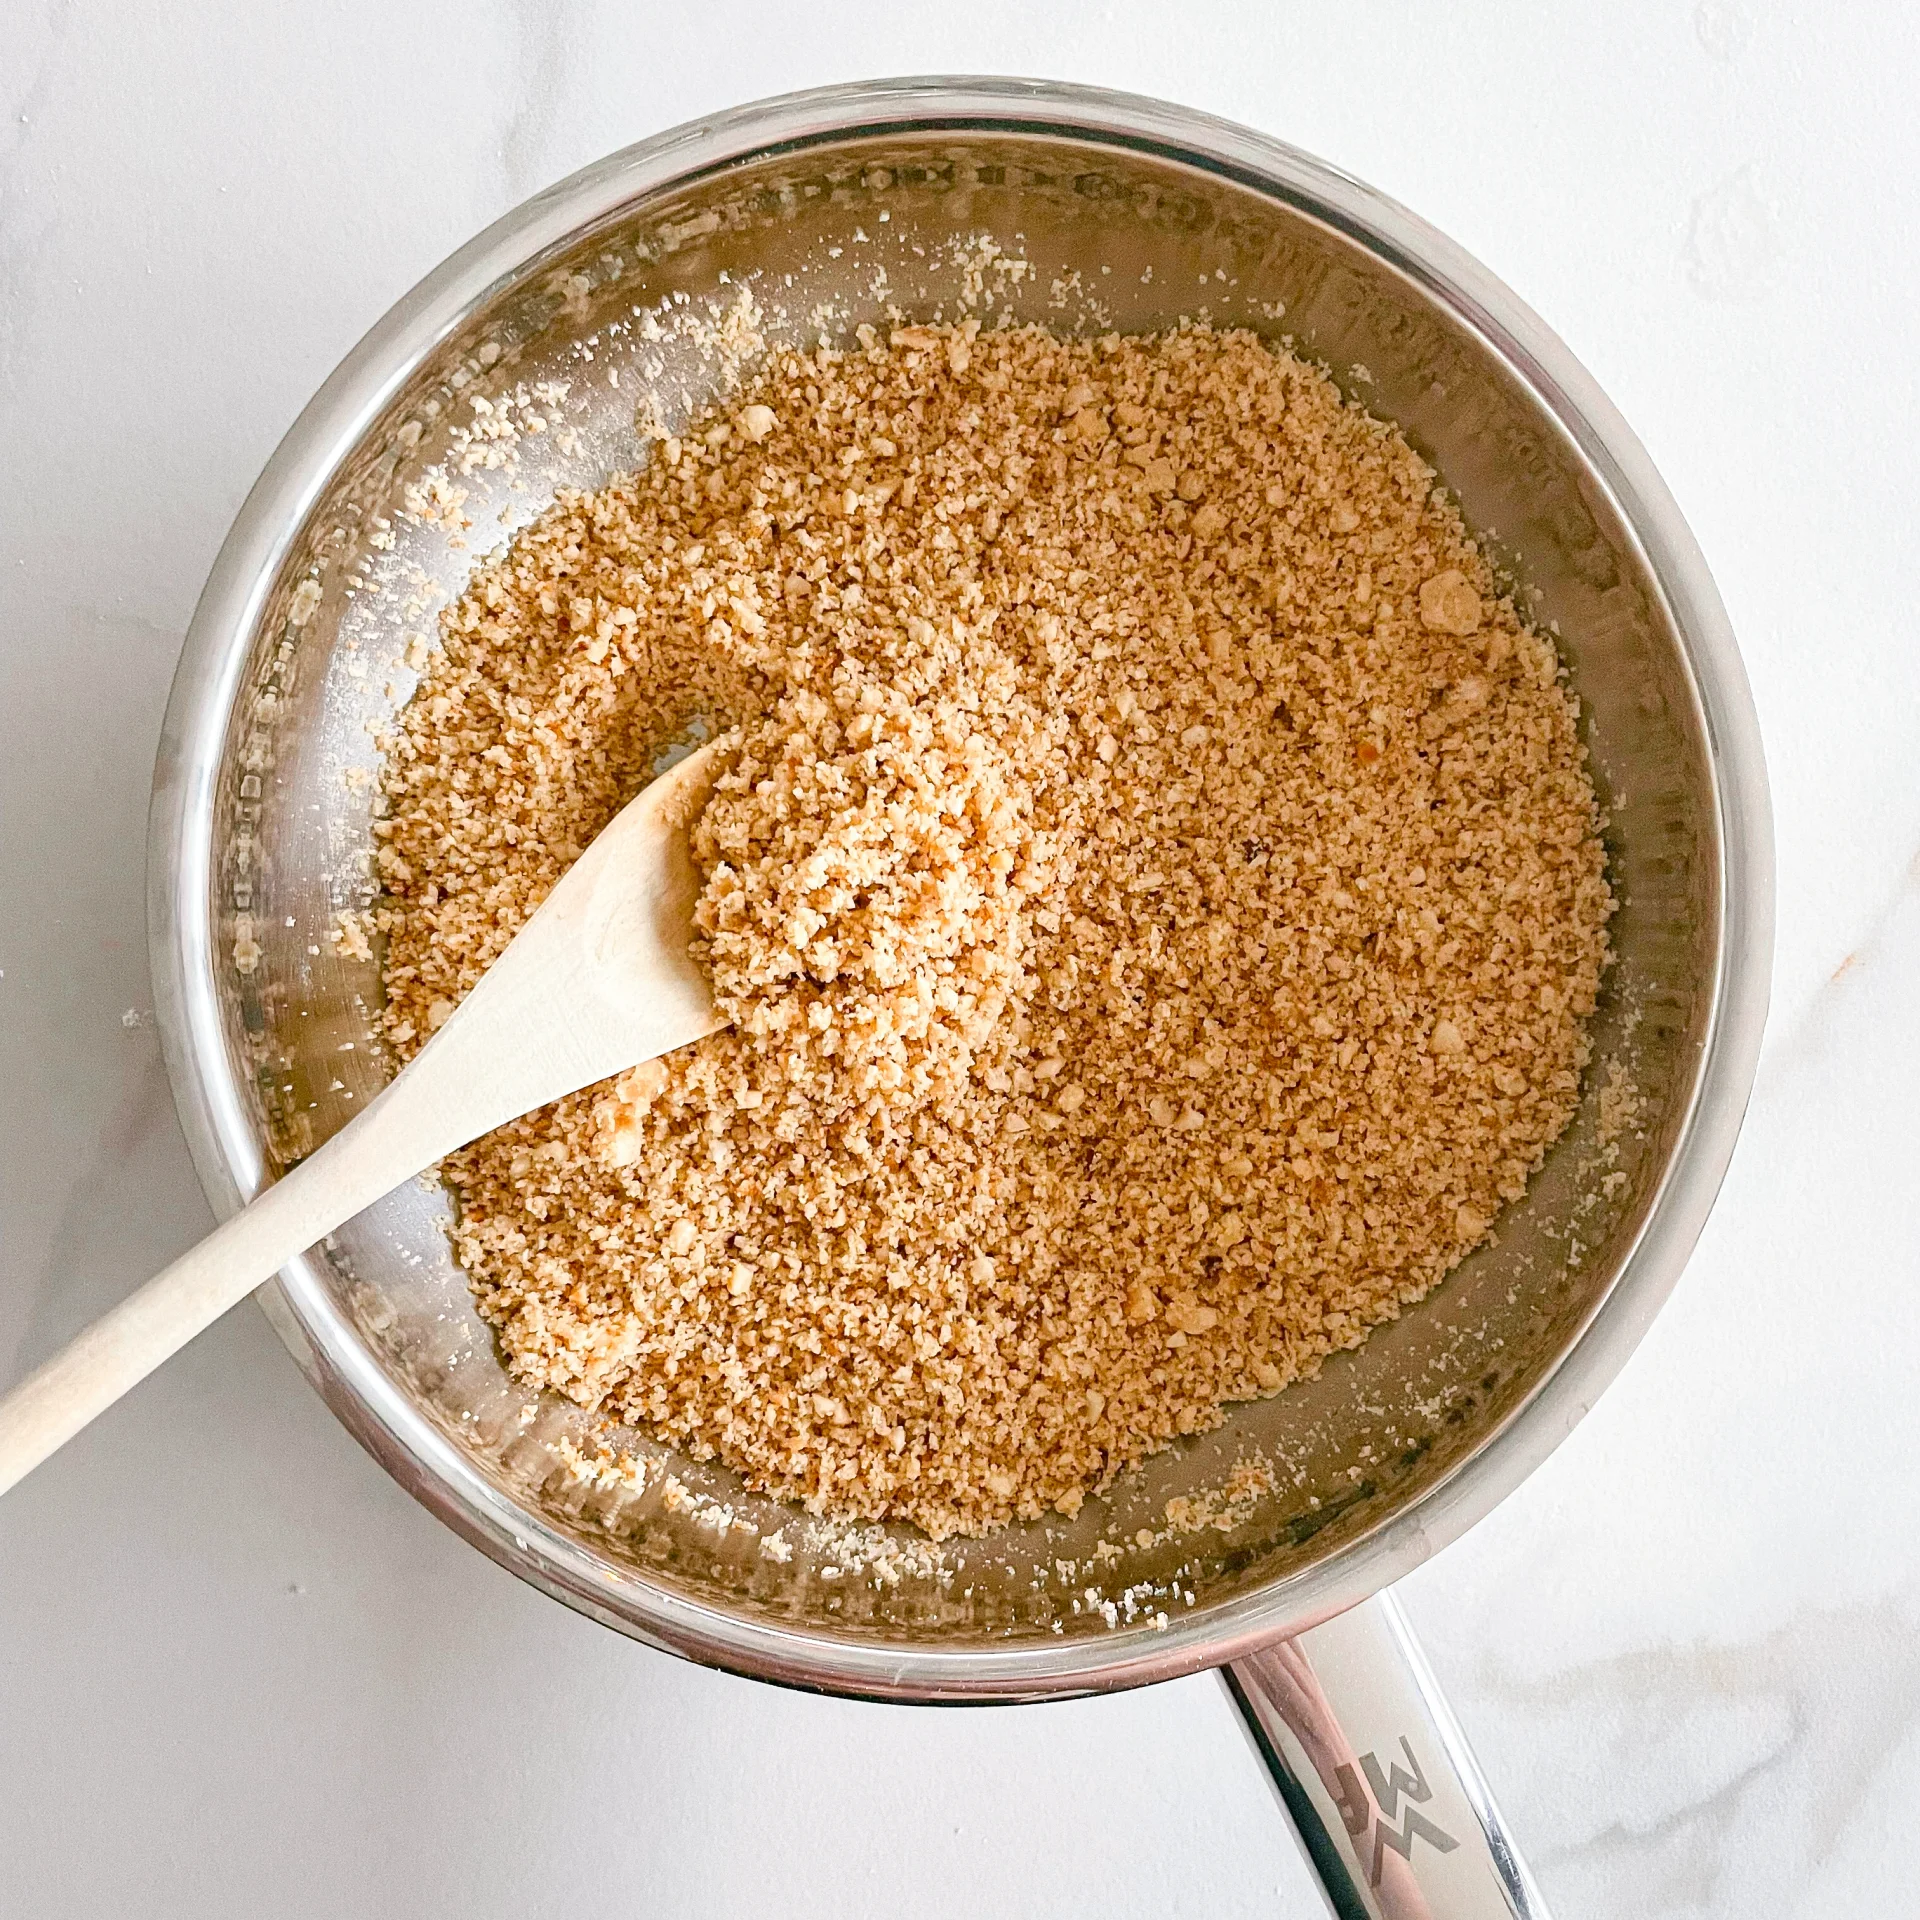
[378,321,1612,1541]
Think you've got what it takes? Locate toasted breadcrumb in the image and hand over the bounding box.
[379,322,1612,1540]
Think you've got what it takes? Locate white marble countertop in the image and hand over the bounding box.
[3,4,1916,1915]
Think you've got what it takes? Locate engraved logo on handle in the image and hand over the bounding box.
[1332,1736,1460,1888]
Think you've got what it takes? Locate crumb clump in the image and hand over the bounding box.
[1164,1455,1279,1536]
[378,321,1612,1540]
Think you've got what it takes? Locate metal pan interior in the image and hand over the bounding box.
[151,86,1755,1700]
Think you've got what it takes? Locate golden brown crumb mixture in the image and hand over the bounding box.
[377,321,1612,1540]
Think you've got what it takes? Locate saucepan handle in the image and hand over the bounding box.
[1222,1590,1550,1920]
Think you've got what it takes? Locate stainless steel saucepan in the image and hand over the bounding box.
[148,79,1772,1918]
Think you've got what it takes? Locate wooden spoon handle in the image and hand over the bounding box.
[0,1090,431,1496]
[0,743,726,1498]
[0,989,554,1498]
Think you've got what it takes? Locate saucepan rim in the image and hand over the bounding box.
[147,74,1773,1702]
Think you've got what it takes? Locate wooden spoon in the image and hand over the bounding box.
[0,742,727,1497]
